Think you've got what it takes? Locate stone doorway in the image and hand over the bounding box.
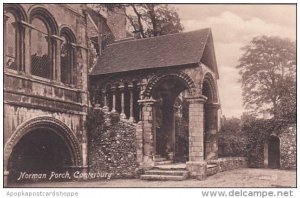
[268,136,280,169]
[7,128,74,183]
[152,78,189,163]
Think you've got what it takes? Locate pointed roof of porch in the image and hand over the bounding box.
[90,28,219,78]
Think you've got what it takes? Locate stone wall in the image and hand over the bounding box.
[209,157,248,172]
[187,157,248,180]
[3,104,84,144]
[279,125,296,169]
[3,4,89,186]
[88,119,138,179]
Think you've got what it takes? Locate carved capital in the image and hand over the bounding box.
[101,89,107,94]
[138,98,157,106]
[118,84,125,91]
[185,95,207,104]
[127,84,134,90]
[110,85,117,92]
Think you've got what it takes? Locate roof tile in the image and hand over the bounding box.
[90,28,211,75]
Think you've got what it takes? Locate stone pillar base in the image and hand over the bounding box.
[81,166,89,180]
[4,170,9,187]
[141,156,155,168]
[120,113,127,120]
[186,161,207,180]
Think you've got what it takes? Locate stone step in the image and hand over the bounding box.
[153,163,186,170]
[154,157,167,162]
[154,160,172,165]
[140,174,187,181]
[207,164,218,169]
[145,169,189,177]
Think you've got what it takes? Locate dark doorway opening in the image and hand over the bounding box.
[8,128,73,183]
[268,136,280,169]
[153,78,189,162]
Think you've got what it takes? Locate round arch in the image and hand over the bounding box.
[144,71,196,98]
[28,6,59,34]
[60,26,77,43]
[4,4,28,21]
[4,116,82,171]
[202,72,218,103]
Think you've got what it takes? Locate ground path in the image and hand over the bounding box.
[9,168,296,188]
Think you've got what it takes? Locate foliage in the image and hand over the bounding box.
[93,4,184,38]
[236,36,296,122]
[218,117,247,157]
[219,115,290,167]
[86,107,105,140]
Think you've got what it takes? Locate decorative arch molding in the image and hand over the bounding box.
[60,26,77,43]
[4,116,82,171]
[28,6,59,34]
[143,71,196,98]
[4,4,28,21]
[202,71,218,103]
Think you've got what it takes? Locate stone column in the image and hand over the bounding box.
[13,21,25,71]
[138,98,157,167]
[102,89,109,113]
[17,21,34,75]
[204,103,220,160]
[137,82,146,120]
[81,115,89,180]
[128,84,135,122]
[70,43,77,86]
[50,35,64,82]
[119,84,126,119]
[186,95,207,180]
[4,170,9,187]
[111,86,117,113]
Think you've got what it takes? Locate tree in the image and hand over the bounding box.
[236,36,296,122]
[218,116,247,157]
[93,4,184,38]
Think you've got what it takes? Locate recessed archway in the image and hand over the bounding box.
[151,75,192,163]
[8,128,73,182]
[4,117,82,183]
[202,72,219,160]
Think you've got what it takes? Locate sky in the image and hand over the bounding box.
[174,4,296,118]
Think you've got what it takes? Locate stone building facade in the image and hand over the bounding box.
[3,3,127,186]
[4,3,256,185]
[89,28,223,179]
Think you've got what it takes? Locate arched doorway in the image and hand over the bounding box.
[268,136,280,169]
[8,128,73,182]
[202,73,219,160]
[4,117,82,183]
[152,77,190,162]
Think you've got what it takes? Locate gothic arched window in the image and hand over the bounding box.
[30,18,51,79]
